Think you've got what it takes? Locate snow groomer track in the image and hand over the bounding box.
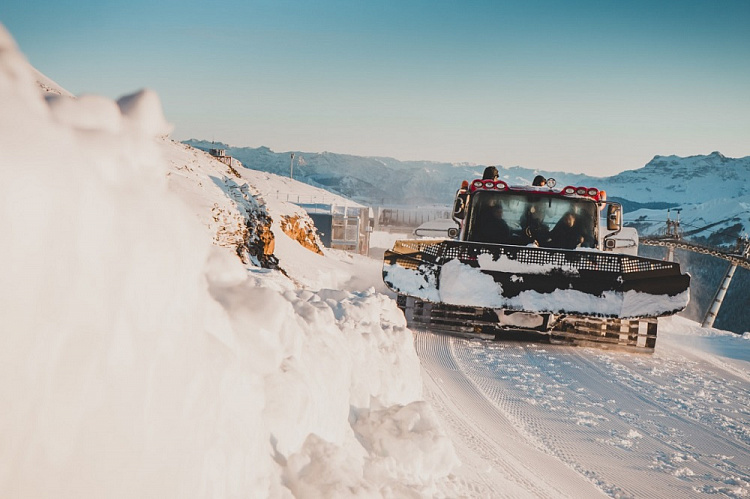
[417,329,750,498]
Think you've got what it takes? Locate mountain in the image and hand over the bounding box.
[607,151,749,202]
[606,152,750,245]
[185,139,547,206]
[185,140,750,335]
[184,140,750,239]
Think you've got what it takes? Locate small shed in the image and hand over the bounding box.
[208,148,234,167]
[297,202,372,255]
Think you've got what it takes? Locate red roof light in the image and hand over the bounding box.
[561,185,602,200]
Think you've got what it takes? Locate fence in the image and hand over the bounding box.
[377,206,452,228]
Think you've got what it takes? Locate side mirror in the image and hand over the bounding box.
[607,204,622,231]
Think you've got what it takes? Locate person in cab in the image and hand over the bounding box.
[549,212,584,249]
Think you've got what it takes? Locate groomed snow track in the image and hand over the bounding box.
[419,330,750,498]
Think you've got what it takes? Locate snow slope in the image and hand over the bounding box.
[185,140,750,239]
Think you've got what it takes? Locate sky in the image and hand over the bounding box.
[2,0,750,175]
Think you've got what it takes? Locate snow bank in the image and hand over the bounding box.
[0,24,456,497]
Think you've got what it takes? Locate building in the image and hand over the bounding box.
[208,148,233,167]
[297,202,372,255]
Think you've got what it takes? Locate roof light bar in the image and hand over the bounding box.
[561,185,602,200]
[469,179,510,192]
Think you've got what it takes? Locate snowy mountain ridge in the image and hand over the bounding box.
[185,139,750,242]
[185,140,750,334]
[184,140,750,201]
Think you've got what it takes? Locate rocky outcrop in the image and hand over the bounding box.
[280,215,324,255]
[240,208,279,269]
[207,177,280,270]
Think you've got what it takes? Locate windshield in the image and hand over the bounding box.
[465,190,598,249]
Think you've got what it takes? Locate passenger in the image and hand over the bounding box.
[472,198,511,244]
[532,175,547,187]
[483,166,499,180]
[453,180,470,218]
[575,209,597,248]
[519,204,549,245]
[549,212,584,249]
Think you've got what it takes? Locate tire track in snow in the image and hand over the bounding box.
[448,339,750,498]
[416,331,605,498]
[449,340,633,497]
[569,348,750,494]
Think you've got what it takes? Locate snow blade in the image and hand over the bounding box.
[383,239,690,319]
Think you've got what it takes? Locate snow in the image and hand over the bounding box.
[186,140,750,241]
[439,259,506,308]
[370,230,411,250]
[418,321,750,497]
[383,263,441,303]
[384,255,690,318]
[477,252,579,275]
[0,25,452,498]
[2,24,749,499]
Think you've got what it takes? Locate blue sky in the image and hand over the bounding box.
[2,0,749,175]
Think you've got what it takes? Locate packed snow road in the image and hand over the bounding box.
[420,321,750,498]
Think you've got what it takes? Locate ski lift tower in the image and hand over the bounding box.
[701,234,750,328]
[663,209,682,262]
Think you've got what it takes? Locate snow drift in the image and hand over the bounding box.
[0,24,457,498]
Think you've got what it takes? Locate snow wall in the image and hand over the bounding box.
[0,24,457,498]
